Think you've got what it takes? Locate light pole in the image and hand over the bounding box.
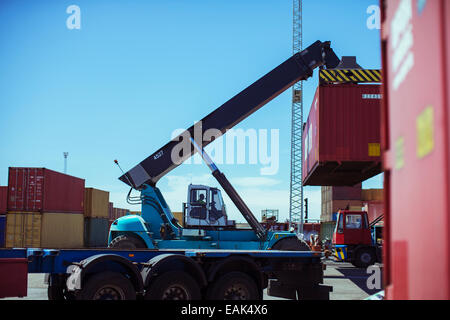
[63,152,69,174]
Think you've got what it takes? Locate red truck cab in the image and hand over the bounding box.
[332,210,380,268]
[333,210,372,246]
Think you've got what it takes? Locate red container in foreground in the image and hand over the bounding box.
[7,168,85,213]
[382,0,450,299]
[302,84,382,186]
[0,186,7,214]
[0,258,28,298]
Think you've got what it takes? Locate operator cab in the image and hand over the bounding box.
[184,184,233,228]
[333,210,372,246]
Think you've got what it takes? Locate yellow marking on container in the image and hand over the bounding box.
[368,143,381,157]
[358,70,372,81]
[395,136,405,169]
[321,69,333,81]
[366,70,378,81]
[352,70,365,82]
[319,69,381,83]
[339,70,350,81]
[416,106,434,158]
[373,69,382,78]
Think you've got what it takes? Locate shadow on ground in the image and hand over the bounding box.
[326,266,383,296]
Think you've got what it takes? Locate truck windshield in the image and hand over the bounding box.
[345,214,362,229]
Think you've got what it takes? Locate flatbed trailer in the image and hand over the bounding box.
[0,247,331,300]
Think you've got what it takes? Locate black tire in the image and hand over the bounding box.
[48,284,75,300]
[47,274,75,300]
[352,248,376,268]
[76,271,136,300]
[206,272,259,300]
[109,234,146,249]
[272,236,311,251]
[144,271,201,300]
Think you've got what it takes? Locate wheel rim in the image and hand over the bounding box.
[360,252,372,264]
[161,285,190,300]
[224,283,250,300]
[93,285,126,300]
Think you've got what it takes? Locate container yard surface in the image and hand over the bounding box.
[0,260,381,301]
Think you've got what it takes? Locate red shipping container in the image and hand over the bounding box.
[362,200,383,225]
[7,168,85,213]
[382,0,450,299]
[325,183,362,201]
[0,186,7,214]
[303,84,382,186]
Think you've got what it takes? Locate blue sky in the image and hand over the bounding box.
[0,0,382,222]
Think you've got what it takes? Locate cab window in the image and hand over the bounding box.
[191,189,207,205]
[345,214,362,229]
[337,213,344,233]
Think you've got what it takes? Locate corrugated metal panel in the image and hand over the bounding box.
[84,217,109,247]
[322,184,362,201]
[303,84,382,186]
[383,0,450,299]
[5,212,41,248]
[361,189,383,201]
[363,201,383,224]
[84,188,109,218]
[7,168,85,213]
[0,187,7,214]
[172,212,184,227]
[0,215,6,247]
[108,202,114,220]
[41,213,84,248]
[320,222,336,242]
[321,199,363,222]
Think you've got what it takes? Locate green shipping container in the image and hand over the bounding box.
[84,217,109,248]
[320,221,336,242]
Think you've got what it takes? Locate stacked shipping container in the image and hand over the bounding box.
[321,184,363,222]
[321,185,384,225]
[1,168,133,248]
[5,168,85,248]
[7,168,84,213]
[361,188,383,224]
[172,211,184,227]
[84,188,110,248]
[0,186,6,247]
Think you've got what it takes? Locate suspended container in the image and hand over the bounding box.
[303,84,382,186]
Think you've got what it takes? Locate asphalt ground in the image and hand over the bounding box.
[1,259,382,301]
